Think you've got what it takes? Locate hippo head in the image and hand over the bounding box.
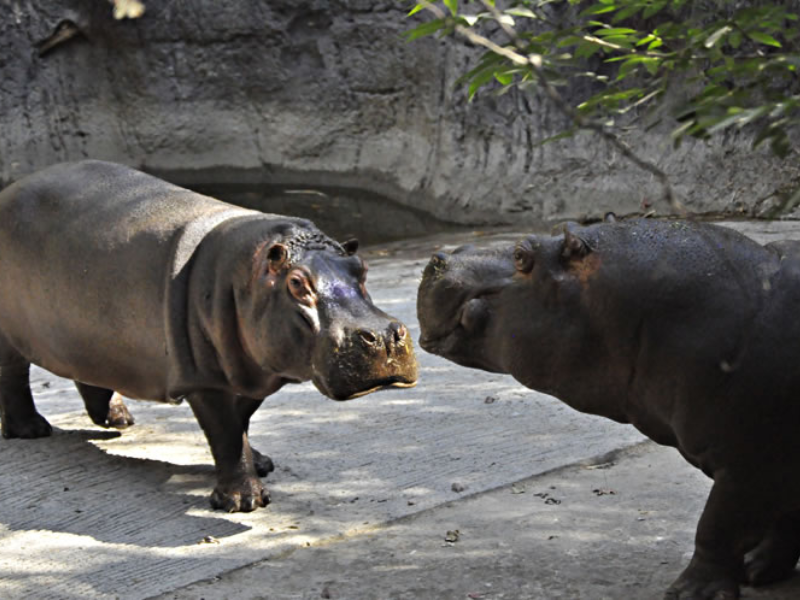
[417,224,599,390]
[237,227,418,400]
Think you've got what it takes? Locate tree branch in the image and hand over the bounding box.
[419,0,685,215]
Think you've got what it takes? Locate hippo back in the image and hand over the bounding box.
[0,161,258,399]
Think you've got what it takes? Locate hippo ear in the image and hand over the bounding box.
[342,238,359,256]
[604,212,617,223]
[561,228,590,260]
[267,243,289,274]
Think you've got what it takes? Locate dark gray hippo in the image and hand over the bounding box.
[417,217,800,599]
[0,160,417,512]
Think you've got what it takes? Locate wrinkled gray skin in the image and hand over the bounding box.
[418,217,800,600]
[0,160,417,512]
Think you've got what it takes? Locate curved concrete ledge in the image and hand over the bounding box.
[1,1,798,226]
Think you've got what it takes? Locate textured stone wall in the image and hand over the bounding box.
[1,0,798,226]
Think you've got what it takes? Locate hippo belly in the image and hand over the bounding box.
[0,160,256,400]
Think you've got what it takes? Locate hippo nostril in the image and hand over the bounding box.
[357,329,378,345]
[389,322,408,344]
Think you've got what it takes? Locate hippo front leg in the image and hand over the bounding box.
[187,391,270,512]
[666,476,772,600]
[236,396,274,477]
[0,361,52,439]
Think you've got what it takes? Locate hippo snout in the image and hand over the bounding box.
[312,320,418,401]
[417,245,516,372]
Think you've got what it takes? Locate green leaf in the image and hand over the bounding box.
[497,14,515,27]
[575,40,602,60]
[771,132,791,158]
[444,0,458,17]
[505,7,538,19]
[494,71,513,85]
[556,35,582,48]
[706,106,770,134]
[404,19,446,41]
[671,119,695,140]
[467,64,500,101]
[535,128,578,147]
[752,124,775,149]
[747,31,782,47]
[455,52,504,86]
[580,5,617,17]
[783,185,800,213]
[602,35,634,48]
[613,5,641,23]
[407,3,425,17]
[637,34,656,46]
[594,27,638,37]
[614,55,661,80]
[643,1,667,19]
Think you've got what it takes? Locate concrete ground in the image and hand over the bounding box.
[155,442,800,600]
[2,220,800,600]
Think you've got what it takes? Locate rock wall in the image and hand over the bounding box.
[1,0,798,226]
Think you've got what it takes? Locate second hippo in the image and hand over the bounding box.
[417,217,800,599]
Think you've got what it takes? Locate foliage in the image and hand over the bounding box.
[404,1,800,160]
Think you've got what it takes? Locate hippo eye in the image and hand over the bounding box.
[289,276,304,291]
[514,246,534,273]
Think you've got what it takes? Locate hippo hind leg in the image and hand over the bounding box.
[0,340,52,439]
[666,474,776,600]
[75,382,135,428]
[745,511,800,586]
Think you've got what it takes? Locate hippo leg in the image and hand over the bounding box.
[666,476,772,600]
[0,342,51,439]
[236,396,273,477]
[75,383,135,428]
[187,391,270,512]
[745,511,800,585]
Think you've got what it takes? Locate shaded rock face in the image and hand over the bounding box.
[1,0,797,226]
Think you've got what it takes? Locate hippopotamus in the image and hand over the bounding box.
[0,160,417,512]
[417,216,800,599]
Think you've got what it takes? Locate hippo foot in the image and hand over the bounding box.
[665,562,740,600]
[105,394,135,429]
[745,530,800,585]
[210,477,271,513]
[1,411,53,439]
[251,448,275,478]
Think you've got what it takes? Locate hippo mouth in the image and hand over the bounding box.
[312,372,418,401]
[339,377,418,400]
[418,291,507,373]
[419,290,496,351]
